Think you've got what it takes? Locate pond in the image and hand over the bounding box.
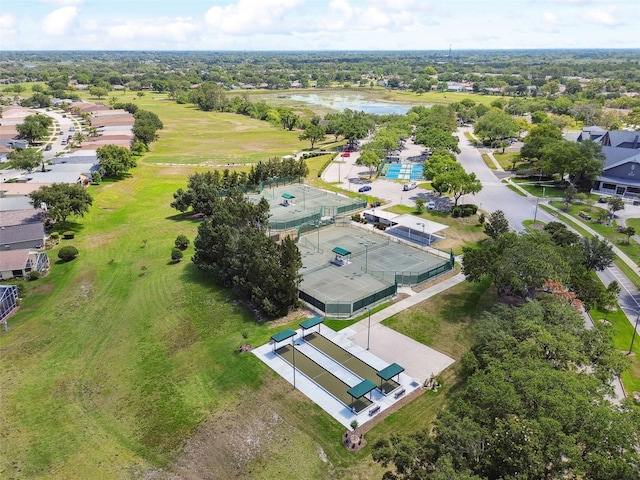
[288,93,415,115]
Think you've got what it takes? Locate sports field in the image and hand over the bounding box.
[276,344,372,413]
[250,184,366,231]
[298,225,452,316]
[304,332,399,394]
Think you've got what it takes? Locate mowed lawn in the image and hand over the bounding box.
[88,92,306,165]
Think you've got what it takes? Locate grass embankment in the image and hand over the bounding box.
[480,153,496,170]
[492,151,518,170]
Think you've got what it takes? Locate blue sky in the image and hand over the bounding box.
[1,0,637,51]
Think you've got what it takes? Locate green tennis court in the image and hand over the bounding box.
[304,332,400,394]
[276,344,372,413]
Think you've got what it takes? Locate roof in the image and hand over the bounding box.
[363,208,398,221]
[0,223,44,245]
[271,329,296,343]
[299,316,323,329]
[391,215,449,235]
[377,363,405,381]
[0,249,30,271]
[347,379,377,399]
[281,193,295,199]
[0,196,38,211]
[603,131,640,149]
[332,247,351,256]
[0,209,44,227]
[602,146,640,170]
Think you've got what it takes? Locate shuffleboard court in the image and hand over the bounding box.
[276,344,372,413]
[304,332,400,395]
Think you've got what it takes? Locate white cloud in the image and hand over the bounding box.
[104,17,200,43]
[583,8,618,25]
[0,13,17,29]
[38,0,84,5]
[41,6,78,35]
[543,12,558,23]
[205,0,304,35]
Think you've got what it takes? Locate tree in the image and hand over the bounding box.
[415,198,426,213]
[579,236,614,271]
[473,108,518,144]
[356,150,382,177]
[520,123,563,161]
[444,170,482,207]
[541,140,581,179]
[97,145,136,177]
[279,110,299,131]
[16,114,52,143]
[8,148,42,172]
[58,246,79,262]
[607,196,625,216]
[414,128,460,153]
[171,247,183,263]
[620,226,635,244]
[543,221,579,246]
[175,234,190,250]
[423,150,458,195]
[483,210,510,239]
[89,86,109,99]
[133,110,163,146]
[29,183,93,227]
[298,124,325,148]
[570,140,605,189]
[563,183,577,210]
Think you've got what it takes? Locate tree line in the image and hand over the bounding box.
[171,156,309,216]
[192,191,302,318]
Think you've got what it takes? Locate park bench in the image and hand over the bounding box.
[368,405,381,416]
[578,211,592,221]
[394,388,406,399]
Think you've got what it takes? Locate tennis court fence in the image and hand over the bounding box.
[299,282,397,318]
[367,256,455,286]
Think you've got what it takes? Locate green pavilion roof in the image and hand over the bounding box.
[347,379,376,399]
[271,329,296,343]
[299,316,324,329]
[332,247,351,256]
[281,193,295,199]
[377,363,404,381]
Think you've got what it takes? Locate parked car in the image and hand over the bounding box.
[370,201,381,208]
[403,181,417,191]
[59,131,64,135]
[598,197,608,203]
[341,152,350,157]
[61,140,67,145]
[358,185,372,193]
[44,145,52,151]
[427,201,436,210]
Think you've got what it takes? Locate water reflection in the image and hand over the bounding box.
[289,93,414,115]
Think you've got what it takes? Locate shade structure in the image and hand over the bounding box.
[270,329,296,351]
[299,316,324,330]
[281,193,295,199]
[331,247,351,256]
[377,363,404,381]
[347,379,376,399]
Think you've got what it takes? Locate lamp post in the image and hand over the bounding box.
[366,307,372,350]
[417,222,426,247]
[292,335,296,390]
[359,241,374,273]
[316,222,320,253]
[620,307,640,355]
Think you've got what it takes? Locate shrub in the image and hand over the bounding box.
[50,232,59,240]
[171,247,183,263]
[63,231,75,239]
[478,213,486,224]
[91,171,101,184]
[459,204,478,215]
[452,207,461,218]
[58,246,79,262]
[27,270,41,281]
[175,234,190,251]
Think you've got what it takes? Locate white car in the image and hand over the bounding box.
[427,201,436,210]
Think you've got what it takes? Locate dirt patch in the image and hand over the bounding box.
[141,394,324,480]
[412,267,459,293]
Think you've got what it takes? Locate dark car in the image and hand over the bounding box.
[370,201,381,208]
[45,145,52,151]
[358,185,372,193]
[598,197,608,203]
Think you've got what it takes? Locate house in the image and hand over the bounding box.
[581,129,640,200]
[0,223,45,250]
[0,249,49,280]
[0,285,19,326]
[0,209,44,227]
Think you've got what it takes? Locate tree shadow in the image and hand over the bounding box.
[165,212,204,223]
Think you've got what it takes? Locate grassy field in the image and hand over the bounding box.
[493,151,519,170]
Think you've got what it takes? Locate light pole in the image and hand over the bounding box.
[292,335,296,390]
[620,307,640,355]
[316,222,320,253]
[366,307,371,350]
[417,222,426,247]
[359,241,374,273]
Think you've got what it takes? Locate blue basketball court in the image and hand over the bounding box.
[384,164,424,180]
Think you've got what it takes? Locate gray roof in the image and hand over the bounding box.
[602,146,640,169]
[603,131,640,149]
[0,223,45,246]
[0,209,44,227]
[0,196,35,211]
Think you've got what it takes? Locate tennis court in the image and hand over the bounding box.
[276,344,372,413]
[304,332,400,394]
[384,163,424,180]
[249,184,366,231]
